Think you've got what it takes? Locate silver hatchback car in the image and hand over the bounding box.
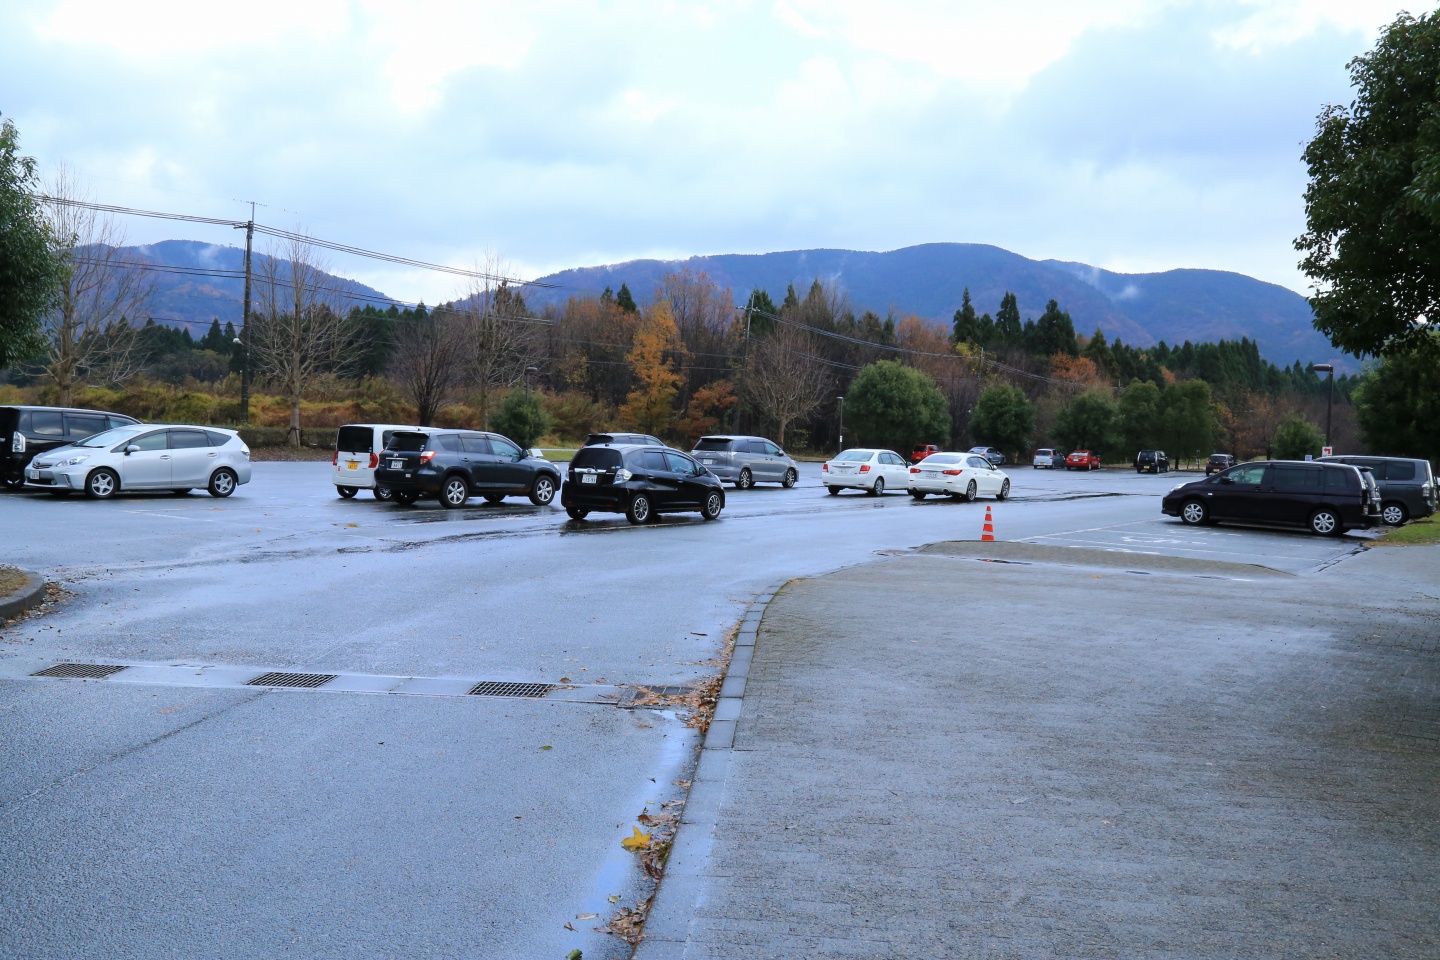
[691,435,799,489]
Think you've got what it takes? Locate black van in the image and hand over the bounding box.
[1161,460,1381,535]
[1,406,140,489]
[1320,455,1436,526]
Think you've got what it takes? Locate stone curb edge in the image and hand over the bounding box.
[634,578,793,959]
[0,569,47,623]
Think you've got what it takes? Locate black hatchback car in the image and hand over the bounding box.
[561,443,725,525]
[375,430,562,508]
[1162,460,1380,535]
[1135,449,1170,474]
[2,405,140,489]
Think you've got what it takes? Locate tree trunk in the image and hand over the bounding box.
[289,395,302,447]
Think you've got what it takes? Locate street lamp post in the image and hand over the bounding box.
[1312,363,1334,452]
[837,397,845,454]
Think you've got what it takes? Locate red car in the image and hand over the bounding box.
[1066,449,1102,471]
[911,444,940,464]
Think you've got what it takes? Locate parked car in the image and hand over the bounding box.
[1032,447,1064,469]
[2,405,140,489]
[907,452,1011,501]
[1066,450,1102,470]
[1205,453,1236,476]
[968,445,1007,466]
[584,432,665,447]
[23,423,251,498]
[1320,455,1436,525]
[1162,460,1380,535]
[333,423,420,500]
[691,435,798,489]
[1135,449,1170,474]
[561,443,725,524]
[822,448,909,496]
[910,443,940,464]
[375,430,561,508]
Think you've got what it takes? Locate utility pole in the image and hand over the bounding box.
[234,201,258,424]
[735,292,755,433]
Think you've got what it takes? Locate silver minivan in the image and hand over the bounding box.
[692,435,799,489]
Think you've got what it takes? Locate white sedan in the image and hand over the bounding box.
[907,452,1012,501]
[821,448,911,496]
[24,423,252,498]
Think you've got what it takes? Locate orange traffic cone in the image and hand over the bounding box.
[981,504,995,542]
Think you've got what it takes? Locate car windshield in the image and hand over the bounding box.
[835,450,873,461]
[73,426,144,448]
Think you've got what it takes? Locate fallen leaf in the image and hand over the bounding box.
[576,912,598,920]
[607,895,620,903]
[540,745,552,751]
[560,677,571,683]
[564,921,575,931]
[345,523,358,528]
[568,950,583,960]
[621,826,651,851]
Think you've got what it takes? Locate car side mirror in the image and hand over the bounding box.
[125,444,140,455]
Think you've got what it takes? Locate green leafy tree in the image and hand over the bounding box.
[1296,11,1440,358]
[0,114,66,369]
[1352,342,1440,464]
[1273,415,1324,460]
[1118,379,1163,453]
[844,360,950,451]
[491,387,552,449]
[1053,388,1120,456]
[1158,379,1215,465]
[970,384,1034,458]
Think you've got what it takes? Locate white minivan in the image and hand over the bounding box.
[334,423,421,500]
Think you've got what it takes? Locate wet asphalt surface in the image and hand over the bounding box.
[0,462,1374,958]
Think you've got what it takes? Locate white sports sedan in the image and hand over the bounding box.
[821,448,910,495]
[24,423,252,498]
[907,452,1012,501]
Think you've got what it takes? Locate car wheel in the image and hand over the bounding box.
[1309,508,1343,536]
[910,490,925,500]
[441,476,471,509]
[337,485,358,499]
[207,468,237,498]
[1180,500,1208,525]
[626,493,652,525]
[736,468,754,490]
[565,505,589,521]
[85,468,119,500]
[782,468,798,489]
[997,479,1010,501]
[826,485,840,496]
[483,493,506,504]
[869,477,885,496]
[701,490,723,520]
[964,480,978,502]
[529,474,557,506]
[1381,501,1409,526]
[373,485,393,501]
[393,490,419,506]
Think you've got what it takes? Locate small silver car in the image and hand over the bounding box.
[691,435,799,489]
[24,423,252,498]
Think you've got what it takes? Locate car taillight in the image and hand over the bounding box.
[859,464,870,473]
[332,450,338,466]
[12,433,24,453]
[821,462,829,472]
[942,468,962,476]
[369,452,378,469]
[420,450,436,464]
[909,467,920,473]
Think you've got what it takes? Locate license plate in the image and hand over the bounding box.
[581,474,597,484]
[389,460,403,469]
[347,462,358,470]
[701,458,715,464]
[923,471,938,478]
[26,469,38,479]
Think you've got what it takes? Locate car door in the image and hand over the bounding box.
[1208,463,1268,520]
[457,434,496,490]
[118,430,172,487]
[663,450,707,507]
[633,449,677,507]
[1263,463,1324,525]
[967,456,998,494]
[740,440,769,481]
[486,435,532,491]
[167,429,218,487]
[881,451,906,486]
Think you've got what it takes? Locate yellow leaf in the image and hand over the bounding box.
[621,826,651,851]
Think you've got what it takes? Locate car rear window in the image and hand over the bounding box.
[168,429,211,449]
[573,447,622,470]
[337,426,375,453]
[1385,461,1417,481]
[585,434,617,446]
[837,450,873,461]
[694,438,733,452]
[204,430,232,446]
[27,411,64,437]
[387,432,428,452]
[923,454,961,465]
[1323,466,1356,492]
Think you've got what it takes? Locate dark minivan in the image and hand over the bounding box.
[2,405,140,489]
[375,430,562,508]
[1320,455,1435,526]
[561,443,725,525]
[1162,460,1380,535]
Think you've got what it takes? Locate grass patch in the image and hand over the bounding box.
[537,447,579,461]
[1373,518,1440,546]
[0,566,30,599]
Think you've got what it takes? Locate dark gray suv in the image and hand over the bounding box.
[1320,455,1436,526]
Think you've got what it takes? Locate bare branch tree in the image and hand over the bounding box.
[388,305,466,426]
[39,167,153,405]
[459,254,542,428]
[250,234,357,445]
[745,324,830,447]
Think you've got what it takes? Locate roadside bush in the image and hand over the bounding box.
[492,389,552,449]
[1273,415,1323,460]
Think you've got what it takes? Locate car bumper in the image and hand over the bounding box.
[908,477,962,495]
[561,480,631,513]
[333,466,378,488]
[374,467,441,494]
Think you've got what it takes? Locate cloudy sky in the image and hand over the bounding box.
[0,1,1407,305]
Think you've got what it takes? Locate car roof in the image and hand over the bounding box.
[2,404,138,417]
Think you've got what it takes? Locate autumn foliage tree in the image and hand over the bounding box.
[620,301,683,435]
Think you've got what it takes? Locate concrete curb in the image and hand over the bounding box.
[0,569,47,622]
[634,579,791,960]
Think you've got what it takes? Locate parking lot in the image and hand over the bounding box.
[0,462,1382,958]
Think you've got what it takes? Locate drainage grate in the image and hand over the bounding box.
[246,672,337,689]
[31,663,129,680]
[467,681,554,699]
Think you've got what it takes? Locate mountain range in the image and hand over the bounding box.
[122,239,1343,369]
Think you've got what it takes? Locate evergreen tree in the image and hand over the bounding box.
[1082,328,1117,380]
[781,283,799,312]
[995,292,1022,347]
[747,288,778,335]
[951,288,979,345]
[615,283,638,313]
